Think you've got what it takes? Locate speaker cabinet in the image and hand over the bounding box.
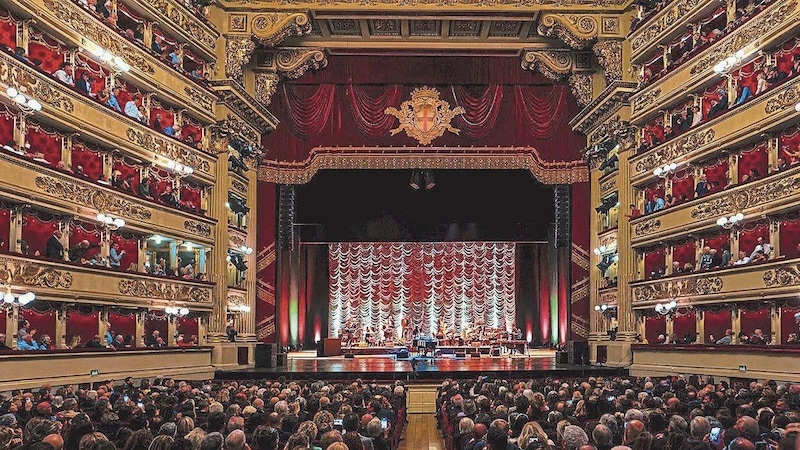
[344,353,355,359]
[567,340,589,365]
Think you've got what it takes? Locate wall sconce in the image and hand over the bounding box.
[6,86,42,114]
[653,162,677,178]
[228,303,251,314]
[86,42,131,72]
[655,299,677,315]
[594,304,617,316]
[238,245,254,255]
[716,212,744,229]
[166,160,194,175]
[593,244,617,255]
[165,305,189,317]
[713,50,746,74]
[97,213,125,230]
[1,286,35,308]
[795,102,800,112]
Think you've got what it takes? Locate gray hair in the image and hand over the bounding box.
[563,425,589,450]
[200,432,224,450]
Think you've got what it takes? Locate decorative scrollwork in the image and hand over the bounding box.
[521,50,574,81]
[568,73,593,106]
[184,220,211,238]
[631,88,661,114]
[145,0,217,51]
[126,128,210,173]
[225,36,256,80]
[118,279,211,303]
[633,219,661,236]
[0,257,73,289]
[254,71,281,107]
[538,14,598,49]
[633,276,723,302]
[0,58,74,112]
[630,0,705,52]
[635,128,715,174]
[764,82,800,114]
[691,176,800,220]
[599,176,617,193]
[231,179,248,195]
[764,264,800,287]
[275,48,328,79]
[34,176,152,221]
[251,12,312,46]
[183,86,216,112]
[593,40,623,84]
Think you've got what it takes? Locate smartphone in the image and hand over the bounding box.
[333,419,343,426]
[755,442,768,450]
[137,402,144,409]
[380,418,388,430]
[607,396,616,402]
[710,427,721,444]
[124,395,129,403]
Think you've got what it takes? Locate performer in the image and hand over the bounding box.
[364,324,376,346]
[436,317,448,340]
[382,316,394,344]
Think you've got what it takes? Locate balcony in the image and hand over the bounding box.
[0,153,216,245]
[10,0,217,122]
[630,256,800,307]
[0,346,213,390]
[0,52,218,184]
[631,344,800,379]
[629,0,721,64]
[0,253,214,308]
[123,0,218,59]
[629,0,800,123]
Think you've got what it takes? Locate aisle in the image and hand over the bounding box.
[398,414,445,450]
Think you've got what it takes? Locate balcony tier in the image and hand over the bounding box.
[124,0,218,59]
[629,0,721,64]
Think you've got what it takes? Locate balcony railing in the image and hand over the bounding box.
[629,0,721,63]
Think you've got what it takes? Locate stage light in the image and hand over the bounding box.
[424,170,436,190]
[409,170,422,190]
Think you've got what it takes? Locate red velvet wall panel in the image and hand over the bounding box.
[570,182,590,341]
[71,143,104,179]
[740,307,771,339]
[645,315,666,343]
[25,123,63,165]
[0,8,17,49]
[644,248,666,279]
[779,126,800,166]
[20,307,56,342]
[145,314,169,342]
[111,233,139,270]
[69,222,101,260]
[775,37,800,75]
[671,170,694,202]
[672,241,697,268]
[177,317,198,341]
[673,311,696,341]
[733,57,763,97]
[108,312,136,345]
[780,217,800,258]
[66,310,99,348]
[112,157,141,192]
[27,36,66,74]
[0,308,5,335]
[0,106,14,145]
[737,143,769,182]
[0,208,10,254]
[738,222,770,257]
[701,158,729,192]
[256,181,277,343]
[704,309,731,343]
[702,230,730,252]
[22,212,59,257]
[701,81,726,118]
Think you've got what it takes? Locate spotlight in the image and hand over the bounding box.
[409,170,422,190]
[424,170,436,190]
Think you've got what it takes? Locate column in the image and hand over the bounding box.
[729,153,738,187]
[99,310,109,346]
[616,142,636,339]
[696,310,705,344]
[665,246,674,275]
[665,315,674,342]
[55,306,67,349]
[588,168,603,343]
[771,304,780,345]
[167,318,177,346]
[731,308,741,344]
[770,220,780,258]
[63,134,73,172]
[10,208,22,253]
[135,310,145,347]
[209,139,232,343]
[8,305,19,348]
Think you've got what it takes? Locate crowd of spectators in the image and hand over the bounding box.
[646,235,773,281]
[0,377,406,450]
[438,375,800,450]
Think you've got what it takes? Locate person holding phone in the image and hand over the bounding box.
[365,418,390,450]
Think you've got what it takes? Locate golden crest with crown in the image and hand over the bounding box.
[384,86,465,146]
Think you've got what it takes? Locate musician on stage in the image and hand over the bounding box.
[364,324,376,346]
[342,317,359,347]
[382,316,394,345]
[436,317,448,340]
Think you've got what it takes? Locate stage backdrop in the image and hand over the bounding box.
[328,242,515,338]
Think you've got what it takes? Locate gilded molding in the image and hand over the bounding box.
[599,176,617,193]
[258,146,588,185]
[631,88,661,114]
[44,0,155,74]
[254,71,280,107]
[210,113,262,148]
[634,128,715,174]
[0,58,74,112]
[764,264,800,287]
[568,73,593,106]
[225,36,256,81]
[630,0,705,53]
[521,50,574,81]
[598,232,617,249]
[251,12,312,47]
[275,48,328,80]
[537,14,598,49]
[184,220,212,238]
[183,86,216,113]
[225,0,626,5]
[229,233,246,248]
[690,175,800,220]
[126,129,210,174]
[764,83,800,114]
[34,176,153,221]
[570,81,638,135]
[118,279,211,303]
[0,257,73,289]
[633,276,723,302]
[211,80,277,133]
[231,178,248,195]
[690,0,798,75]
[587,115,635,148]
[599,289,618,305]
[633,218,661,236]
[146,0,218,51]
[593,40,623,84]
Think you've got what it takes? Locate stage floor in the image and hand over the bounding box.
[216,350,626,381]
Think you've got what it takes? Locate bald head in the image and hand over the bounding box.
[690,416,710,439]
[735,416,759,441]
[225,430,246,450]
[43,434,64,450]
[624,420,645,445]
[593,424,613,446]
[474,423,487,438]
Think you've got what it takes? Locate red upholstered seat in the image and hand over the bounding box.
[27,29,68,74]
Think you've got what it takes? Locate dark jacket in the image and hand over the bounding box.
[46,235,64,259]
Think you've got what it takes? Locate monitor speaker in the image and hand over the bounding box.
[396,349,410,359]
[567,340,589,365]
[344,353,355,359]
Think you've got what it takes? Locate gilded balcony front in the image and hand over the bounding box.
[125,0,219,59]
[628,0,719,64]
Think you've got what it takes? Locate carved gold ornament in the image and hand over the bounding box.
[255,72,281,107]
[0,58,74,112]
[691,175,800,220]
[633,219,661,237]
[146,0,217,51]
[225,36,257,80]
[568,73,593,106]
[183,86,216,112]
[0,257,73,289]
[385,86,466,146]
[630,0,705,53]
[764,264,800,287]
[126,129,211,174]
[593,40,623,84]
[764,83,800,114]
[34,176,152,221]
[252,12,312,46]
[537,14,599,49]
[118,279,211,303]
[633,276,723,302]
[632,88,661,114]
[635,129,715,174]
[184,220,212,238]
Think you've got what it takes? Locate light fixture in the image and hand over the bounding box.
[183,241,194,249]
[653,162,678,178]
[228,303,251,314]
[713,49,746,74]
[594,303,617,316]
[96,212,125,230]
[593,243,617,255]
[795,102,800,113]
[655,299,678,315]
[239,245,254,255]
[151,235,163,245]
[716,212,744,229]
[6,86,42,114]
[1,286,35,307]
[165,305,189,317]
[86,42,130,72]
[165,159,193,175]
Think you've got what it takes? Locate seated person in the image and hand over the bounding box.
[17,333,44,350]
[715,328,733,344]
[749,328,767,345]
[138,174,154,199]
[105,87,122,112]
[160,185,179,206]
[152,113,164,131]
[69,239,100,263]
[732,83,753,106]
[75,72,94,96]
[124,93,145,122]
[163,124,182,139]
[733,250,751,265]
[89,253,106,266]
[696,246,712,270]
[53,62,75,87]
[749,236,772,260]
[110,170,124,189]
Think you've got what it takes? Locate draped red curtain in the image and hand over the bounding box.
[282,84,337,140]
[0,105,15,146]
[328,242,515,337]
[451,85,504,140]
[109,311,136,345]
[673,310,696,341]
[740,307,771,338]
[71,142,105,180]
[22,212,59,257]
[513,86,567,140]
[644,248,666,279]
[702,81,726,118]
[737,143,769,182]
[645,315,666,343]
[704,309,731,343]
[28,29,67,74]
[780,214,800,258]
[20,306,56,342]
[672,240,697,269]
[66,309,99,348]
[643,181,665,202]
[346,84,403,140]
[149,166,173,197]
[733,57,763,96]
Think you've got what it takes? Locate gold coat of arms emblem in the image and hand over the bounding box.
[384,86,465,146]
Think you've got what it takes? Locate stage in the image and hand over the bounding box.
[215,349,626,381]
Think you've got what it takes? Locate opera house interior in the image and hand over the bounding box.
[1,0,800,447]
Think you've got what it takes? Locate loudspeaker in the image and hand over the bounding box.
[344,353,355,359]
[278,185,296,250]
[455,351,466,358]
[276,353,287,367]
[554,184,571,248]
[567,340,589,365]
[396,349,410,359]
[556,350,569,364]
[254,344,276,368]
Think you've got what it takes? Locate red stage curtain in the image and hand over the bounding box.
[111,232,139,270]
[451,85,504,140]
[20,305,56,342]
[740,306,771,339]
[780,214,800,259]
[145,312,169,343]
[0,104,15,145]
[66,309,99,348]
[738,221,770,257]
[645,315,666,343]
[346,84,403,140]
[779,125,800,166]
[702,229,730,252]
[69,221,101,260]
[28,29,67,74]
[780,304,800,343]
[737,142,769,182]
[22,211,59,257]
[644,247,666,279]
[672,239,697,269]
[71,141,105,180]
[109,311,136,345]
[0,207,10,254]
[328,242,515,337]
[672,169,694,203]
[0,7,17,49]
[25,122,63,165]
[673,310,696,341]
[704,309,731,343]
[701,157,729,192]
[513,86,567,140]
[282,84,337,140]
[177,316,198,342]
